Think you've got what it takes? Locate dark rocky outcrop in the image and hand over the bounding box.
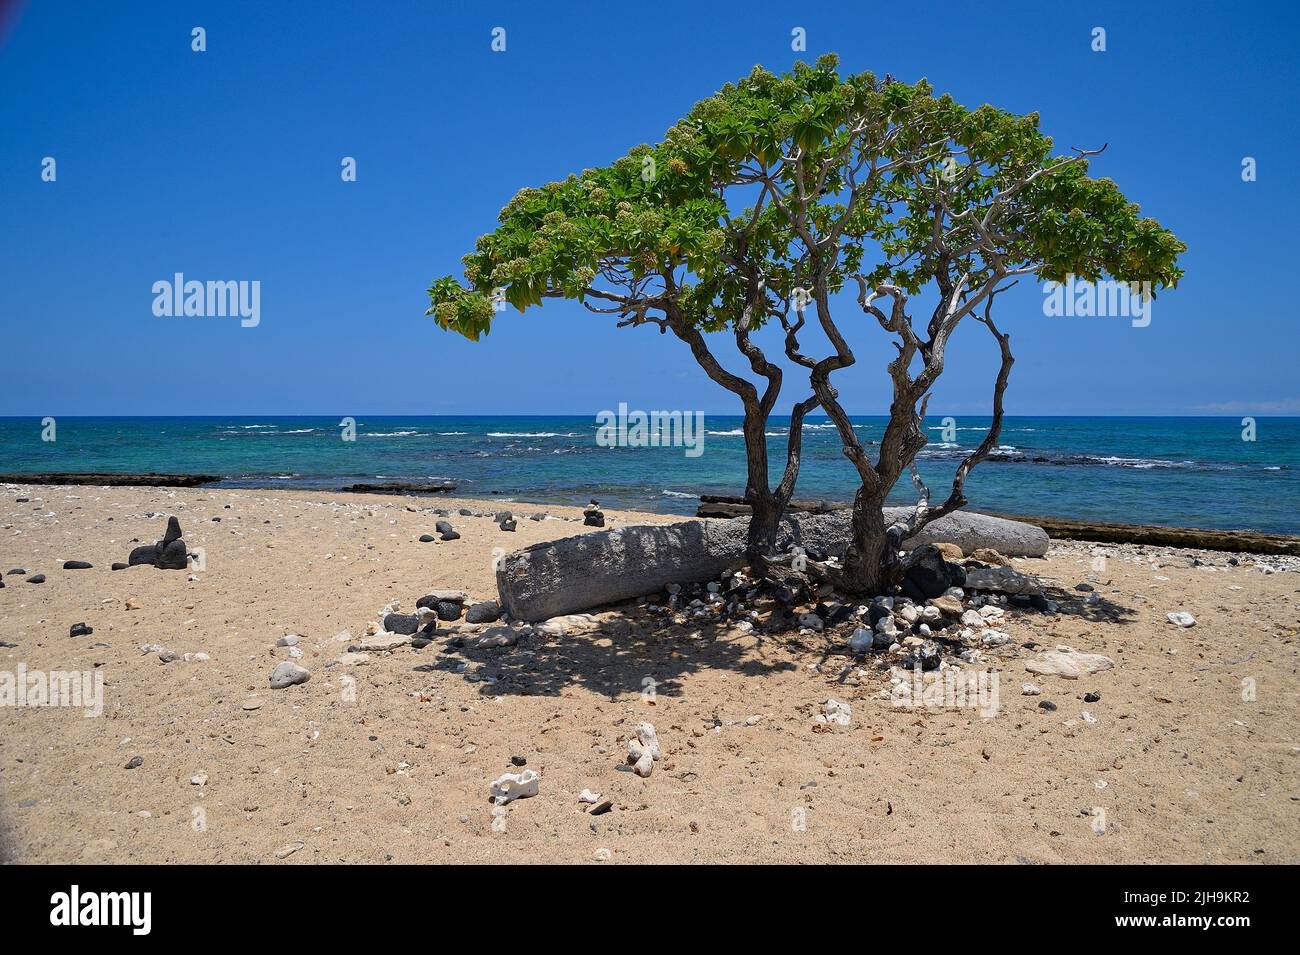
[125,517,190,570]
[0,472,221,487]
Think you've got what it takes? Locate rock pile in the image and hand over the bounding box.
[127,516,190,570]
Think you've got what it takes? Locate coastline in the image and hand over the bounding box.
[1,482,1297,863]
[5,473,1296,556]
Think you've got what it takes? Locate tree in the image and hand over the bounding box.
[662,56,1185,594]
[429,55,1185,593]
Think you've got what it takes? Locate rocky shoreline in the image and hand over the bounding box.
[696,494,1300,557]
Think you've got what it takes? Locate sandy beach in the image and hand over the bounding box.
[1,482,1297,865]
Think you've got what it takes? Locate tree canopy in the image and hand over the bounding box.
[428,54,1184,341]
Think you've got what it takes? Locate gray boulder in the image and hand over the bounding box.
[963,565,1043,596]
[496,509,1048,622]
[464,599,501,624]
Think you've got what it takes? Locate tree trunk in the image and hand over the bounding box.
[745,489,782,569]
[838,487,899,595]
[741,405,779,567]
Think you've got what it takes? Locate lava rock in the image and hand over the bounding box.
[383,613,423,636]
[162,516,183,545]
[156,539,188,569]
[901,545,966,602]
[63,560,93,570]
[584,510,606,528]
[128,544,159,566]
[464,600,501,624]
[1083,691,1101,703]
[111,562,128,571]
[1037,700,1058,712]
[26,574,46,584]
[434,600,463,622]
[435,520,459,541]
[69,622,93,637]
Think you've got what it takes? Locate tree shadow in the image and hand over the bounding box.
[1038,585,1138,626]
[419,605,801,700]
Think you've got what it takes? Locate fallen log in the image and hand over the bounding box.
[496,509,1048,621]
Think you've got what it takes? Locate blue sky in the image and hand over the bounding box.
[1,0,1297,416]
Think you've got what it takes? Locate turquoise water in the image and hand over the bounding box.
[0,416,1296,534]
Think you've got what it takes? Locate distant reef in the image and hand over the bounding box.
[0,472,222,488]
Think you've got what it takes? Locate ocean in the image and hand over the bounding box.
[1,415,1296,534]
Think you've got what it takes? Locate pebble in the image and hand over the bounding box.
[490,769,540,804]
[1166,611,1197,627]
[124,755,143,769]
[1037,700,1057,712]
[269,661,311,689]
[69,622,93,638]
[275,842,305,859]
